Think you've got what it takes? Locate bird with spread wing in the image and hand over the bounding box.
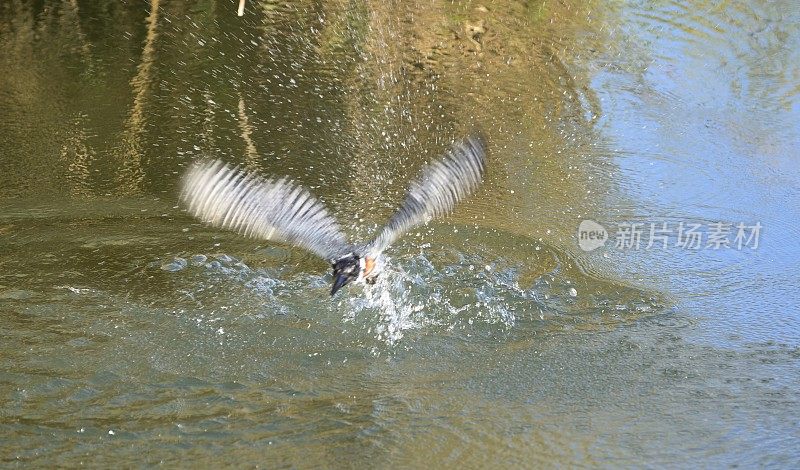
[179,135,487,296]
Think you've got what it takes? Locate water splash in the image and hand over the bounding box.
[156,234,665,347]
[344,256,426,346]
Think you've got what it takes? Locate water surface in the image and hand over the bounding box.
[1,0,798,466]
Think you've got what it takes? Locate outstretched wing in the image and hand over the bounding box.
[368,135,487,256]
[180,160,351,262]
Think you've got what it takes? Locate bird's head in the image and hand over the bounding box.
[331,253,360,296]
[330,253,378,295]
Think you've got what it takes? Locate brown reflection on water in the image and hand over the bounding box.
[0,0,610,252]
[295,0,612,247]
[59,113,94,197]
[118,0,160,195]
[237,93,261,168]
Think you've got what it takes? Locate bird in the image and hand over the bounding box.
[179,134,487,296]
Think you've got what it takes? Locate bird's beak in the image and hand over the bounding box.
[330,273,349,296]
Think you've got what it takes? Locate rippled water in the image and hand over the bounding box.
[1,0,798,467]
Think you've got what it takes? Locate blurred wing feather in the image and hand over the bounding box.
[369,135,487,255]
[180,160,350,261]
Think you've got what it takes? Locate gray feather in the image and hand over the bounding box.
[180,160,351,262]
[368,135,487,255]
